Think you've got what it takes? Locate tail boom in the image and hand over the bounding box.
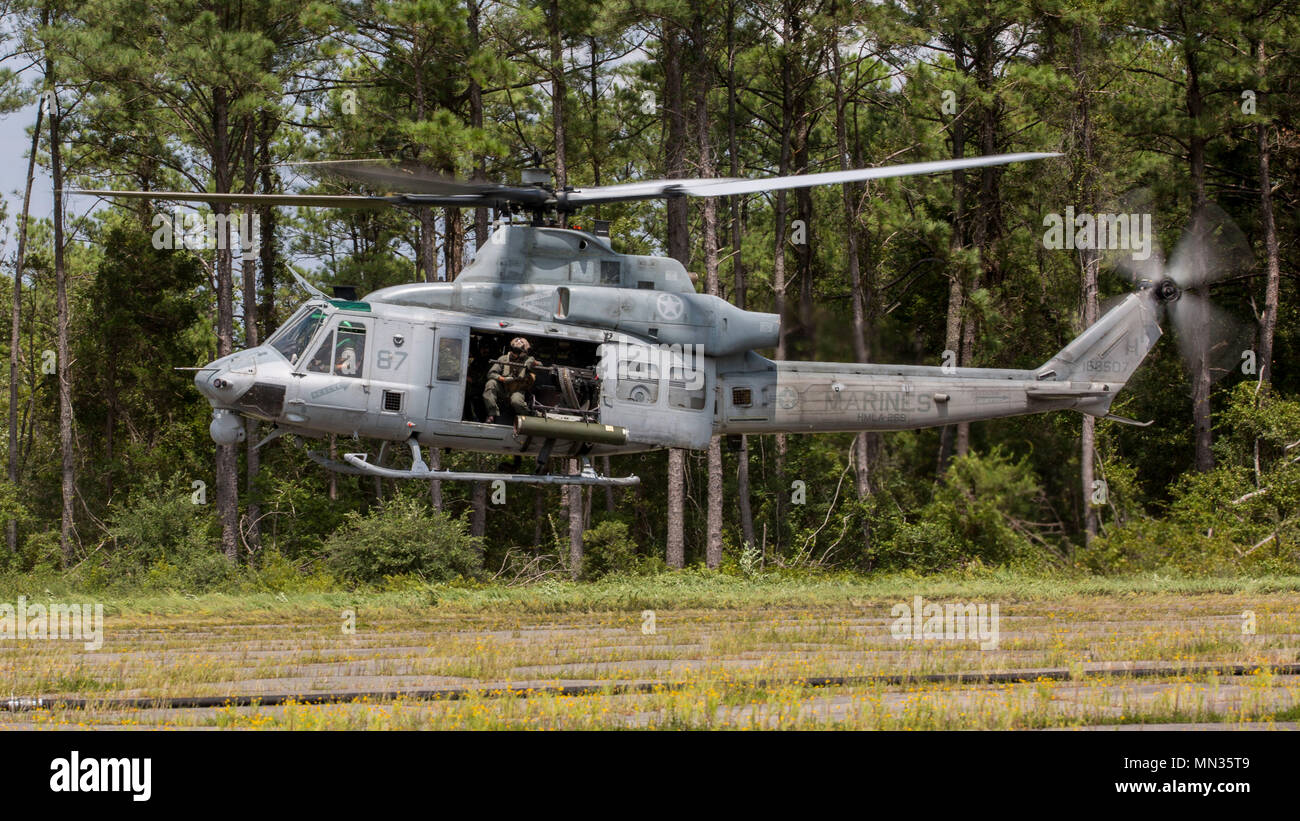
[715,292,1161,436]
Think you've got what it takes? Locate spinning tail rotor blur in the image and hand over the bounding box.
[1106,201,1255,387]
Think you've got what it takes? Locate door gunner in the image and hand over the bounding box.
[482,337,537,424]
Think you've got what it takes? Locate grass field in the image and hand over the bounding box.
[2,571,1298,729]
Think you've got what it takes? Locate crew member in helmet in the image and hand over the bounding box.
[333,320,364,376]
[334,344,358,375]
[482,337,537,424]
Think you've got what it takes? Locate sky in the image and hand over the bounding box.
[0,100,54,254]
[1,10,47,257]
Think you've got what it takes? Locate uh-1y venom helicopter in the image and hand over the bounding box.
[75,151,1192,487]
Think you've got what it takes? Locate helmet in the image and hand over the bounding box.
[509,337,531,354]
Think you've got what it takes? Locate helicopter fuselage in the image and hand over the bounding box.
[194,224,1163,478]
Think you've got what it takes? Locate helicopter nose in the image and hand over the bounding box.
[194,353,256,405]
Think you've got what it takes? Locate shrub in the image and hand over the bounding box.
[0,479,28,533]
[100,473,223,590]
[259,472,352,559]
[579,520,639,580]
[323,493,483,585]
[1085,385,1300,575]
[244,550,338,593]
[18,530,64,573]
[867,448,1061,572]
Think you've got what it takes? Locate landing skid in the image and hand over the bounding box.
[307,443,639,486]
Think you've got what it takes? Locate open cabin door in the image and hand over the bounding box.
[427,324,469,421]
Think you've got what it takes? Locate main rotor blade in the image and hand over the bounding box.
[71,189,402,209]
[301,160,554,207]
[76,152,1059,212]
[566,152,1060,204]
[301,160,501,196]
[563,177,746,203]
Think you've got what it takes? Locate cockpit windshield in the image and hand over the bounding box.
[268,304,330,365]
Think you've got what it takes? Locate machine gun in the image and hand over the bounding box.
[527,362,598,380]
[526,362,600,417]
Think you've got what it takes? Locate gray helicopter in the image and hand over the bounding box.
[75,152,1190,487]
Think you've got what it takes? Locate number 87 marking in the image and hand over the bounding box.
[377,350,407,369]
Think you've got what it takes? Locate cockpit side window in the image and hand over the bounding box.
[307,332,335,373]
[334,321,367,378]
[269,306,329,366]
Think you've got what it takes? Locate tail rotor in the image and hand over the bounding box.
[1108,202,1254,386]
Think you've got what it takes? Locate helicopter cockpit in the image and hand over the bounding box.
[263,301,371,377]
[267,302,330,367]
[307,319,367,377]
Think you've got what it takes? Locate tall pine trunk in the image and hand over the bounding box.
[1184,43,1213,472]
[937,136,965,475]
[770,11,798,553]
[241,119,262,555]
[468,8,490,530]
[48,63,78,567]
[469,0,490,248]
[258,111,278,339]
[549,0,567,189]
[694,15,723,569]
[212,86,240,562]
[1254,40,1279,386]
[726,2,756,554]
[832,32,875,551]
[664,21,689,568]
[567,460,583,579]
[6,97,43,554]
[1072,23,1101,546]
[414,62,442,510]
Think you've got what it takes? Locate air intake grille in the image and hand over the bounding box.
[382,390,403,412]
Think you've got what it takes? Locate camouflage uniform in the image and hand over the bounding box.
[482,353,536,418]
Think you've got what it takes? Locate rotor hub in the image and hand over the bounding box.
[1154,278,1180,303]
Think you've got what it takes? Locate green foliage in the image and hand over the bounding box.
[1087,386,1300,574]
[0,480,28,533]
[579,520,639,580]
[259,470,353,559]
[16,530,64,574]
[97,474,226,591]
[242,550,339,593]
[323,492,484,585]
[868,449,1062,572]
